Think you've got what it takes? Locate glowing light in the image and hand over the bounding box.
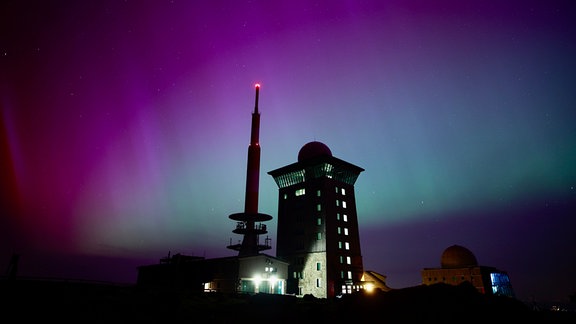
[255,83,260,88]
[364,282,375,293]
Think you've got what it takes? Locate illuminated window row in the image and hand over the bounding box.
[336,199,347,208]
[335,187,346,195]
[341,284,364,295]
[339,255,351,264]
[274,170,305,188]
[336,213,349,222]
[340,271,352,279]
[338,241,350,250]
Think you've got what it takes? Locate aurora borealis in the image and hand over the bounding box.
[1,0,575,304]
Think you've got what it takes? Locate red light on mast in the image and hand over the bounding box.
[255,83,260,88]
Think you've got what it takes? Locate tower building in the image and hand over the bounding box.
[137,84,287,295]
[227,83,273,256]
[268,141,365,298]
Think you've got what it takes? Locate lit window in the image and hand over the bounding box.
[317,204,321,211]
[343,214,348,222]
[317,232,322,240]
[283,193,288,200]
[335,187,339,193]
[341,188,346,195]
[342,201,347,208]
[345,242,350,250]
[346,256,351,264]
[340,272,344,279]
[336,200,339,207]
[317,217,322,225]
[317,190,321,197]
[338,241,342,249]
[344,228,348,236]
[339,256,343,263]
[316,262,321,271]
[347,271,352,279]
[295,188,305,196]
[337,227,341,234]
[336,213,340,220]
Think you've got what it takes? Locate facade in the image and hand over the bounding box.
[421,245,515,298]
[268,141,365,298]
[137,253,288,294]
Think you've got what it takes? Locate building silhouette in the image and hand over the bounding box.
[268,141,367,298]
[421,244,515,298]
[137,84,393,297]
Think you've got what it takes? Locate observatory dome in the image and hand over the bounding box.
[298,141,333,162]
[440,245,478,269]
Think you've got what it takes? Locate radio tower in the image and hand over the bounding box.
[227,84,272,256]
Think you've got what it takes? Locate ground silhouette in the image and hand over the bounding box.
[1,278,574,323]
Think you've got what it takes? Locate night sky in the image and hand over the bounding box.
[1,0,575,304]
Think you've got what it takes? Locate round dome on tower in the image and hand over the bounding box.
[440,245,478,269]
[298,141,332,162]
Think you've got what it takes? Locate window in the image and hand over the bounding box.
[343,214,348,222]
[340,271,344,279]
[345,242,350,250]
[337,227,341,234]
[317,190,321,197]
[344,228,348,236]
[347,271,352,279]
[316,262,321,271]
[342,201,347,208]
[317,232,322,240]
[317,217,322,225]
[339,256,344,264]
[346,256,351,264]
[316,278,321,288]
[335,187,339,193]
[341,188,346,195]
[336,200,340,207]
[336,213,340,220]
[295,188,305,196]
[338,241,342,249]
[283,193,288,199]
[317,204,321,211]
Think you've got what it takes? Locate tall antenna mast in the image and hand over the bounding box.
[227,83,272,256]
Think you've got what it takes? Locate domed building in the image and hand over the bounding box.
[269,141,367,298]
[421,245,515,297]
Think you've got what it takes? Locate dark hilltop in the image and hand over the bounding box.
[2,278,575,323]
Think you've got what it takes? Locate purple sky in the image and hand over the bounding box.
[1,0,575,304]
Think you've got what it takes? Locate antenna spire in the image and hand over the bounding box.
[254,83,260,113]
[227,83,272,256]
